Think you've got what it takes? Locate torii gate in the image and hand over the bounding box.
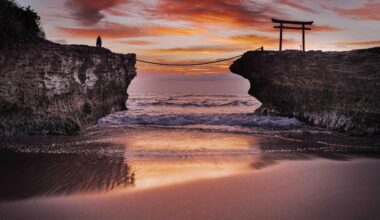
[272,18,313,52]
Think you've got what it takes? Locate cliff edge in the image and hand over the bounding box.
[0,41,136,135]
[230,48,380,135]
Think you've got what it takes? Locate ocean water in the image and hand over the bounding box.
[98,93,303,133]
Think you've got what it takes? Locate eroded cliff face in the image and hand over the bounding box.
[230,48,380,135]
[0,41,136,135]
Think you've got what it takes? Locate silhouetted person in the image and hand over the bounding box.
[96,36,102,47]
[130,172,135,185]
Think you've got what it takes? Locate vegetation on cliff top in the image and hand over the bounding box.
[0,0,45,47]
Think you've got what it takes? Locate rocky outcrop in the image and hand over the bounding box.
[0,41,136,135]
[230,48,380,135]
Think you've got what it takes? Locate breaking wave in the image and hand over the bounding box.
[137,100,254,107]
[98,93,304,131]
[98,113,303,129]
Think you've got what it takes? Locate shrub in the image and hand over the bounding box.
[0,0,45,47]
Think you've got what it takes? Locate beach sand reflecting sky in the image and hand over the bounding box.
[1,126,378,201]
[116,130,260,188]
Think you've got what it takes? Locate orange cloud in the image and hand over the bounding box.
[136,51,240,76]
[142,45,245,55]
[227,35,296,45]
[120,40,157,45]
[322,2,380,20]
[141,0,343,35]
[145,0,337,32]
[58,23,200,39]
[137,61,233,76]
[153,26,203,35]
[261,22,341,33]
[63,0,340,40]
[312,25,342,32]
[146,0,284,29]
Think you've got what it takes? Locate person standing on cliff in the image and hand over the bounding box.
[96,36,102,47]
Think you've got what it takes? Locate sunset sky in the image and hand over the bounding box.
[18,0,380,93]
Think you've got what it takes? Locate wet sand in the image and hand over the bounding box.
[0,126,379,219]
[1,158,379,220]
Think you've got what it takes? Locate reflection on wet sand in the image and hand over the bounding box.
[114,129,379,189]
[115,130,259,188]
[0,129,261,200]
[0,145,132,201]
[0,127,379,201]
[127,158,253,188]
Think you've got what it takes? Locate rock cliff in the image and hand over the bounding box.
[0,41,136,135]
[230,48,380,135]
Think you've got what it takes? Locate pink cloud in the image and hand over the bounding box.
[322,2,380,20]
[65,0,128,25]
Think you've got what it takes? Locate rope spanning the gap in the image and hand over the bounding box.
[136,46,264,66]
[137,54,242,66]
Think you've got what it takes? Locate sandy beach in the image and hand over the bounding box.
[1,156,379,220]
[1,126,380,220]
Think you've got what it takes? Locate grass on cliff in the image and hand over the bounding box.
[0,0,45,47]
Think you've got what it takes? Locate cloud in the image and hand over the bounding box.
[276,0,317,13]
[136,46,242,76]
[65,0,128,25]
[322,2,380,20]
[226,34,296,46]
[58,22,201,39]
[312,25,342,32]
[207,34,302,50]
[137,60,234,76]
[270,24,341,33]
[142,45,246,55]
[153,26,202,35]
[63,0,340,37]
[145,0,284,28]
[120,40,157,45]
[143,0,339,34]
[105,8,130,17]
[58,24,145,39]
[336,40,380,46]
